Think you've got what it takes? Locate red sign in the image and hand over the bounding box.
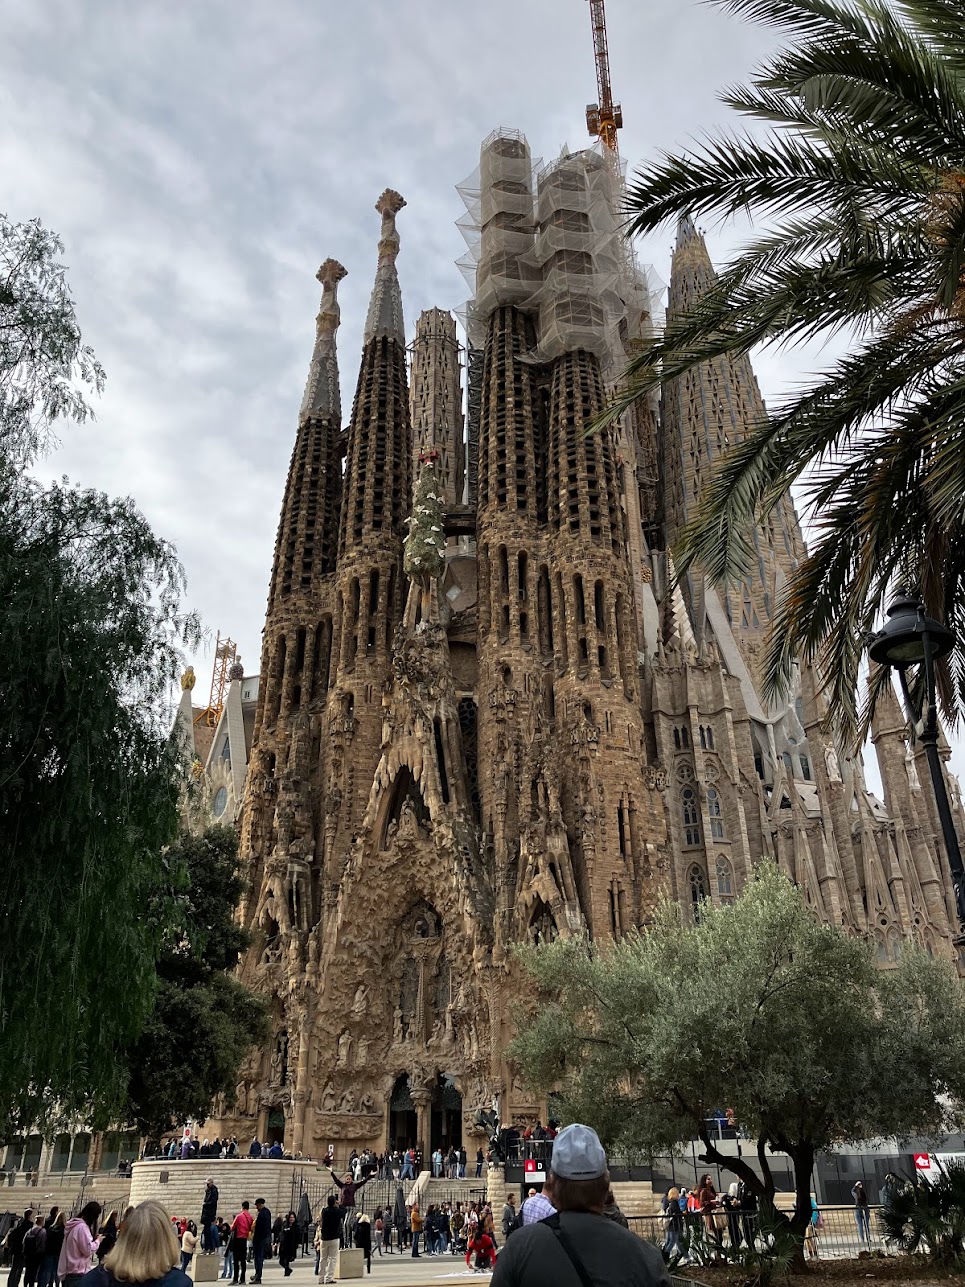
[524,1159,545,1175]
[914,1153,930,1171]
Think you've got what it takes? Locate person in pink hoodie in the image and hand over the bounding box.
[58,1202,101,1287]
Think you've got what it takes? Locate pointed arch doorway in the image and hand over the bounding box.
[389,1074,417,1152]
[430,1073,462,1155]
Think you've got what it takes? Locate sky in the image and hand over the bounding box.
[1,0,961,784]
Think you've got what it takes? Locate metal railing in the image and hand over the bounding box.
[630,1205,895,1262]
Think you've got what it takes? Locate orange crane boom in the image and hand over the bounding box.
[585,0,623,154]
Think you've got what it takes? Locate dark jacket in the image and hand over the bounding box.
[7,1218,32,1258]
[44,1227,65,1264]
[320,1207,342,1242]
[490,1212,670,1287]
[354,1222,371,1254]
[253,1208,272,1243]
[81,1269,192,1287]
[330,1173,369,1208]
[202,1186,219,1223]
[279,1225,299,1265]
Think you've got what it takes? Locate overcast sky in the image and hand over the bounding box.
[2,0,961,783]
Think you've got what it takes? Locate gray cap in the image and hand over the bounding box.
[550,1124,607,1180]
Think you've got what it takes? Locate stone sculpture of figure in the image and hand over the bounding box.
[338,1090,356,1114]
[825,743,841,782]
[360,1093,374,1114]
[321,1083,337,1112]
[336,1030,352,1068]
[356,1037,369,1067]
[352,983,369,1016]
[181,666,196,691]
[905,741,922,791]
[393,1006,404,1043]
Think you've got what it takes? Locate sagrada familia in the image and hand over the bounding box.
[197,115,964,1160]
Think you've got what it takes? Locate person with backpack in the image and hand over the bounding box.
[22,1216,45,1287]
[7,1209,37,1287]
[501,1195,517,1240]
[490,1125,669,1287]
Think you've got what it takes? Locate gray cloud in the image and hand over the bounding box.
[3,0,959,782]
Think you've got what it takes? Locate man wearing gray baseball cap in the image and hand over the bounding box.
[491,1124,669,1287]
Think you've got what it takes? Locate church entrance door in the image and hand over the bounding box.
[430,1074,462,1156]
[389,1075,418,1152]
[265,1106,286,1147]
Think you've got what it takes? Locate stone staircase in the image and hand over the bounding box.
[421,1177,489,1208]
[610,1181,660,1218]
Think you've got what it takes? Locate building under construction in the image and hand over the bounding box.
[204,2,965,1161]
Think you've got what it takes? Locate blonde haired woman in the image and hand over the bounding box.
[80,1201,191,1287]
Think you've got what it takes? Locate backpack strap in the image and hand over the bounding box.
[542,1214,595,1287]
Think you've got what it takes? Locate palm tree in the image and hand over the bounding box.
[609,0,965,738]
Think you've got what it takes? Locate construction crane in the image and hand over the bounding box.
[194,632,238,728]
[585,0,623,155]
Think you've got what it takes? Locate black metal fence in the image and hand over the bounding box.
[630,1205,894,1262]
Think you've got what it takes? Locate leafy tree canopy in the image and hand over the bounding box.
[122,827,269,1139]
[0,214,103,466]
[0,468,198,1131]
[605,0,965,737]
[509,864,965,1250]
[0,212,199,1132]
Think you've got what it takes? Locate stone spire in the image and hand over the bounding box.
[661,216,806,649]
[364,189,406,345]
[300,258,347,421]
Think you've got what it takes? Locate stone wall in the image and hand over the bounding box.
[130,1160,319,1223]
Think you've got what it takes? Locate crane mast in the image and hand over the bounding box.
[585,0,623,155]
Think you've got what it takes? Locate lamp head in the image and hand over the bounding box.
[869,591,956,667]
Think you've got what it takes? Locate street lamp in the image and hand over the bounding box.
[869,592,965,931]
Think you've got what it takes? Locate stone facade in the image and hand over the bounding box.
[211,132,965,1162]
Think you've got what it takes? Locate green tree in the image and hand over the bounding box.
[122,827,269,1138]
[0,468,196,1131]
[606,0,965,736]
[0,213,198,1130]
[509,864,965,1262]
[1,214,103,466]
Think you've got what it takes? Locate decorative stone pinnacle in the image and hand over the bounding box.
[376,189,406,219]
[317,258,348,290]
[375,190,405,265]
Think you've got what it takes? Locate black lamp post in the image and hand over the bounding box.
[869,592,965,931]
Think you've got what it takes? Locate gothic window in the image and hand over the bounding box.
[682,787,701,846]
[887,929,902,963]
[707,787,725,840]
[699,726,706,749]
[782,751,793,777]
[705,726,715,750]
[681,726,690,749]
[716,855,734,903]
[673,728,680,750]
[688,864,707,921]
[800,754,812,781]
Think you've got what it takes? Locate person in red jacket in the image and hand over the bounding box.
[466,1228,496,1272]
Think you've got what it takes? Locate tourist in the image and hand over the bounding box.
[179,1223,197,1273]
[661,1188,684,1259]
[489,1124,669,1287]
[228,1201,253,1285]
[7,1208,37,1287]
[96,1216,119,1265]
[721,1184,742,1249]
[80,1200,189,1287]
[218,1221,233,1280]
[317,1197,341,1285]
[409,1202,423,1258]
[250,1199,272,1285]
[201,1179,219,1253]
[248,1139,262,1159]
[500,1195,516,1241]
[23,1216,45,1287]
[399,1148,416,1181]
[278,1213,298,1278]
[270,1213,283,1259]
[438,1204,451,1254]
[59,1203,102,1287]
[355,1214,372,1275]
[459,1146,468,1179]
[851,1181,871,1243]
[328,1166,370,1245]
[466,1226,497,1273]
[804,1196,821,1260]
[475,1148,484,1178]
[39,1212,66,1287]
